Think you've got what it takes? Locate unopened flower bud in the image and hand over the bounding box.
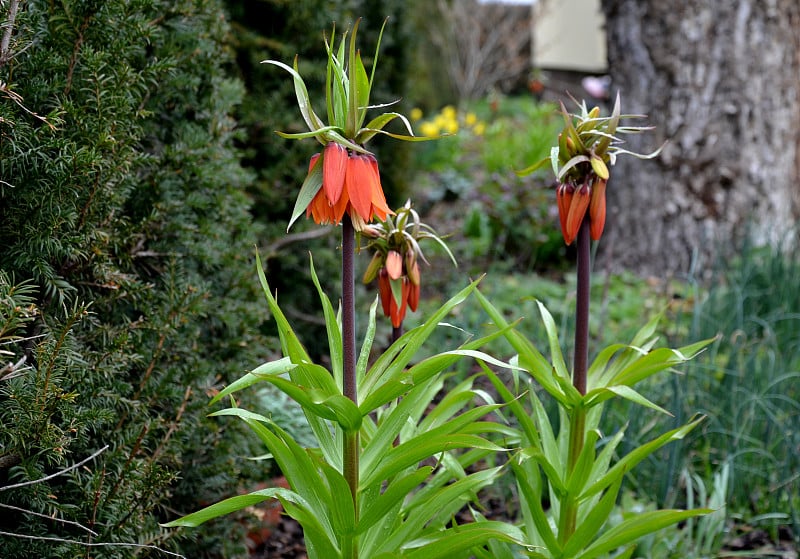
[386,250,403,280]
[589,177,607,241]
[362,252,383,284]
[564,182,590,245]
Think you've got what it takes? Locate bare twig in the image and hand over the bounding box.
[0,447,184,557]
[262,226,334,256]
[0,532,187,558]
[0,0,20,68]
[0,354,26,380]
[0,81,58,130]
[0,445,108,492]
[432,0,531,100]
[0,503,98,535]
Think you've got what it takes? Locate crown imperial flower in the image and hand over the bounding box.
[520,94,662,245]
[264,20,429,231]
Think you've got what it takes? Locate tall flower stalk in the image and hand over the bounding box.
[261,20,427,515]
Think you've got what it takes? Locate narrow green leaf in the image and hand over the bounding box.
[360,347,519,413]
[275,126,340,140]
[357,467,432,535]
[610,347,691,387]
[255,251,312,363]
[309,255,343,386]
[368,18,388,90]
[383,468,504,553]
[482,365,540,449]
[404,522,528,559]
[162,487,301,528]
[210,408,333,525]
[575,509,711,559]
[587,342,629,390]
[279,499,342,558]
[320,461,355,535]
[359,278,481,402]
[562,476,623,556]
[358,127,443,144]
[557,154,591,181]
[530,390,563,474]
[346,19,361,137]
[595,92,621,154]
[360,111,413,136]
[262,59,325,134]
[357,295,378,385]
[354,51,370,130]
[566,430,599,496]
[361,434,501,490]
[265,374,361,431]
[210,356,294,404]
[511,460,561,552]
[518,447,566,497]
[473,289,568,405]
[581,417,704,501]
[288,153,323,231]
[536,301,571,385]
[515,155,551,177]
[584,384,673,415]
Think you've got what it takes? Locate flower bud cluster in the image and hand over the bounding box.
[519,94,661,245]
[361,201,455,329]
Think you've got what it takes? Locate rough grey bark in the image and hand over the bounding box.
[599,0,800,276]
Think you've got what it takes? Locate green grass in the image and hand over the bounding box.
[603,234,800,549]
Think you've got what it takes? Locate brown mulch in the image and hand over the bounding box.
[249,515,307,559]
[720,525,798,559]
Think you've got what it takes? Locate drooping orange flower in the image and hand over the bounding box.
[305,144,392,228]
[556,180,592,245]
[520,95,661,245]
[556,182,575,244]
[345,153,392,225]
[555,177,607,244]
[377,269,410,328]
[589,177,607,241]
[322,142,347,204]
[362,201,455,330]
[267,22,438,231]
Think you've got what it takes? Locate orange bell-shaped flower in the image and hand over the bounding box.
[322,142,347,205]
[589,177,607,241]
[345,154,392,225]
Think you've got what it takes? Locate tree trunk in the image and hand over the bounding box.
[599,0,800,276]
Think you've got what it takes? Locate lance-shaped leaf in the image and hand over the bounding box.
[262,59,326,135]
[288,155,323,232]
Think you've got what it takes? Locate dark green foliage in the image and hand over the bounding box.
[1,1,269,557]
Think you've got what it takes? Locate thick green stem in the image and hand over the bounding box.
[342,216,359,558]
[559,404,586,544]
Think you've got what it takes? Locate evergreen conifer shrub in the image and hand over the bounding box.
[1,1,267,557]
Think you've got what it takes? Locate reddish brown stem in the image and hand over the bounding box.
[573,218,591,395]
